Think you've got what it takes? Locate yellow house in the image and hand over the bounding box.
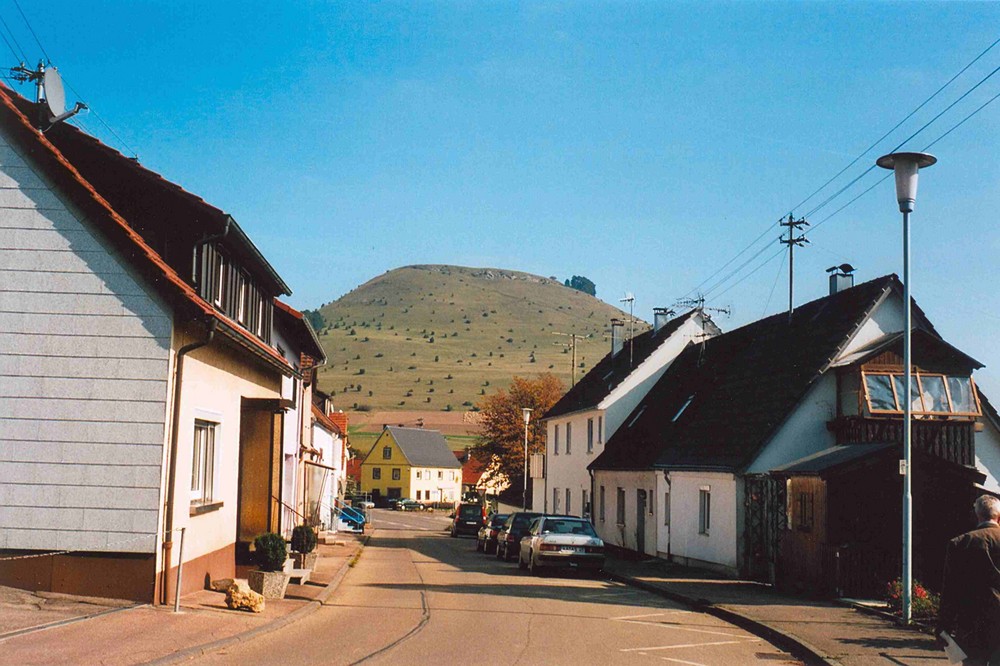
[361,426,462,505]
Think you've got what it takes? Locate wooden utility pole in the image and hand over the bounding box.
[552,332,582,387]
[779,213,809,322]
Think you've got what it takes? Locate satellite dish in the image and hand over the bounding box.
[43,66,66,117]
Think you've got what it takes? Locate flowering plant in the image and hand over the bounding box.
[885,578,940,618]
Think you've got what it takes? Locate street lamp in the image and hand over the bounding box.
[522,408,532,511]
[876,151,936,625]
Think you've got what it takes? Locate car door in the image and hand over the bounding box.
[522,518,541,561]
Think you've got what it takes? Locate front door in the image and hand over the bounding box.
[236,400,283,563]
[636,489,647,554]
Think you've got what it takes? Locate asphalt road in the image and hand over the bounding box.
[194,509,802,666]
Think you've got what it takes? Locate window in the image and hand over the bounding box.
[235,271,249,323]
[372,467,381,480]
[616,488,626,525]
[673,395,695,422]
[566,423,572,454]
[649,489,655,515]
[213,255,226,307]
[699,487,711,535]
[587,418,594,453]
[553,488,561,514]
[796,492,815,531]
[597,416,603,444]
[862,372,981,416]
[416,470,422,480]
[191,420,217,504]
[554,424,560,455]
[382,446,392,460]
[438,470,443,480]
[582,490,588,518]
[600,486,606,522]
[416,490,421,500]
[664,491,671,526]
[565,488,571,515]
[392,468,401,481]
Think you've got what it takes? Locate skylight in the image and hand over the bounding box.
[672,395,695,422]
[627,405,647,428]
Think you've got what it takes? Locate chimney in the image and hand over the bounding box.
[611,318,624,357]
[826,263,856,295]
[653,307,674,334]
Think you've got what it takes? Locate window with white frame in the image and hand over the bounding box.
[597,415,603,444]
[587,418,594,453]
[600,486,606,522]
[416,470,422,480]
[191,420,218,505]
[382,446,392,460]
[392,468,401,481]
[372,467,381,480]
[554,424,560,455]
[438,470,443,479]
[664,490,671,526]
[566,423,572,454]
[565,488,571,515]
[699,486,711,535]
[649,488,655,515]
[553,487,561,514]
[582,489,588,517]
[616,487,625,525]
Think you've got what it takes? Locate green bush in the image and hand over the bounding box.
[253,533,288,572]
[291,525,317,554]
[885,578,939,618]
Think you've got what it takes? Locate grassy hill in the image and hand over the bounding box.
[311,265,645,414]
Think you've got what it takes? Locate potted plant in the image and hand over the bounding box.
[247,532,290,599]
[290,525,319,569]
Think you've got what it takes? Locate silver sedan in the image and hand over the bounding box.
[518,515,605,575]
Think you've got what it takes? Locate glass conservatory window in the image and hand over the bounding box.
[863,372,981,416]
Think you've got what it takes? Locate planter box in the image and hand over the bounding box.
[247,570,290,599]
[292,551,319,570]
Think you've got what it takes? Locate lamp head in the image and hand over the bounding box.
[876,152,936,213]
[522,407,532,424]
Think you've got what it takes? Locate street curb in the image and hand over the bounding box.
[604,570,839,666]
[833,598,936,634]
[143,534,370,666]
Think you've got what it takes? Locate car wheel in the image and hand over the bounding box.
[518,551,528,570]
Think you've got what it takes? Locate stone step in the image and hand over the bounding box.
[288,568,311,585]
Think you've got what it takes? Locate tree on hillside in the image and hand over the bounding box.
[302,309,325,331]
[563,275,597,296]
[473,373,565,506]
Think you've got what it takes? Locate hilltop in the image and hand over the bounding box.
[310,265,645,414]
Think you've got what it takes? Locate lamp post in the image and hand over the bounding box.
[522,408,532,511]
[876,151,936,625]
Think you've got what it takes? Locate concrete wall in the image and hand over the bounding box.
[0,128,172,555]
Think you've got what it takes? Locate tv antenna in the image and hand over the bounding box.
[10,61,87,129]
[674,294,731,319]
[552,331,583,387]
[619,292,636,368]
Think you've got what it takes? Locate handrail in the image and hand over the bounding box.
[272,494,311,525]
[331,499,366,525]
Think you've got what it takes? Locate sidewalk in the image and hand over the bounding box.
[604,556,947,666]
[0,533,366,666]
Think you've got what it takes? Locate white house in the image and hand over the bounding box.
[591,272,1000,597]
[537,308,721,517]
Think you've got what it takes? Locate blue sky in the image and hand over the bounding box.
[9,2,1000,392]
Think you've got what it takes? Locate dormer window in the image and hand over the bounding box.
[862,371,981,417]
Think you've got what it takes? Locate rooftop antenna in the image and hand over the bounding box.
[10,61,86,129]
[674,294,731,319]
[619,292,635,367]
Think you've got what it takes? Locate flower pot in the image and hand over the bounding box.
[247,569,290,599]
[292,551,319,570]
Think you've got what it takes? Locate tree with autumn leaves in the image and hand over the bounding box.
[473,373,565,506]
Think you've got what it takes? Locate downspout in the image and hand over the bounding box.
[191,217,232,285]
[663,470,672,562]
[160,317,217,605]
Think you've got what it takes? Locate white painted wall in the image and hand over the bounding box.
[746,374,838,473]
[409,467,461,503]
[840,290,903,357]
[667,472,739,573]
[0,129,172,554]
[976,416,1000,496]
[592,470,658,556]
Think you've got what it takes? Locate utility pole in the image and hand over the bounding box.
[779,213,809,322]
[551,332,582,387]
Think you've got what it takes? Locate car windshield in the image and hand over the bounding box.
[542,519,597,536]
[459,505,481,517]
[512,513,541,528]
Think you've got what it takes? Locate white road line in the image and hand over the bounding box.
[610,611,693,621]
[622,639,755,652]
[613,619,759,640]
[580,590,644,599]
[660,657,708,666]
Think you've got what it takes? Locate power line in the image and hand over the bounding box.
[12,0,51,64]
[702,241,776,299]
[761,250,787,318]
[678,221,779,300]
[788,35,1000,216]
[0,12,27,63]
[60,73,138,159]
[713,247,786,300]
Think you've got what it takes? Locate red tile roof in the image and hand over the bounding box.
[312,404,345,435]
[454,450,487,486]
[0,84,291,374]
[346,458,362,482]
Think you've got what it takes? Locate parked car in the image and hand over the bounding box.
[477,513,509,553]
[495,512,544,561]
[517,516,605,575]
[451,502,486,537]
[395,499,423,511]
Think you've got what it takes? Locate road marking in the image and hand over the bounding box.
[612,619,759,639]
[622,639,756,652]
[610,611,693,621]
[661,658,708,665]
[580,590,644,599]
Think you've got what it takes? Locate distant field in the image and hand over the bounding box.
[312,265,647,414]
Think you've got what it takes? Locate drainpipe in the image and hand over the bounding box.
[160,317,217,605]
[191,217,232,285]
[663,470,672,562]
